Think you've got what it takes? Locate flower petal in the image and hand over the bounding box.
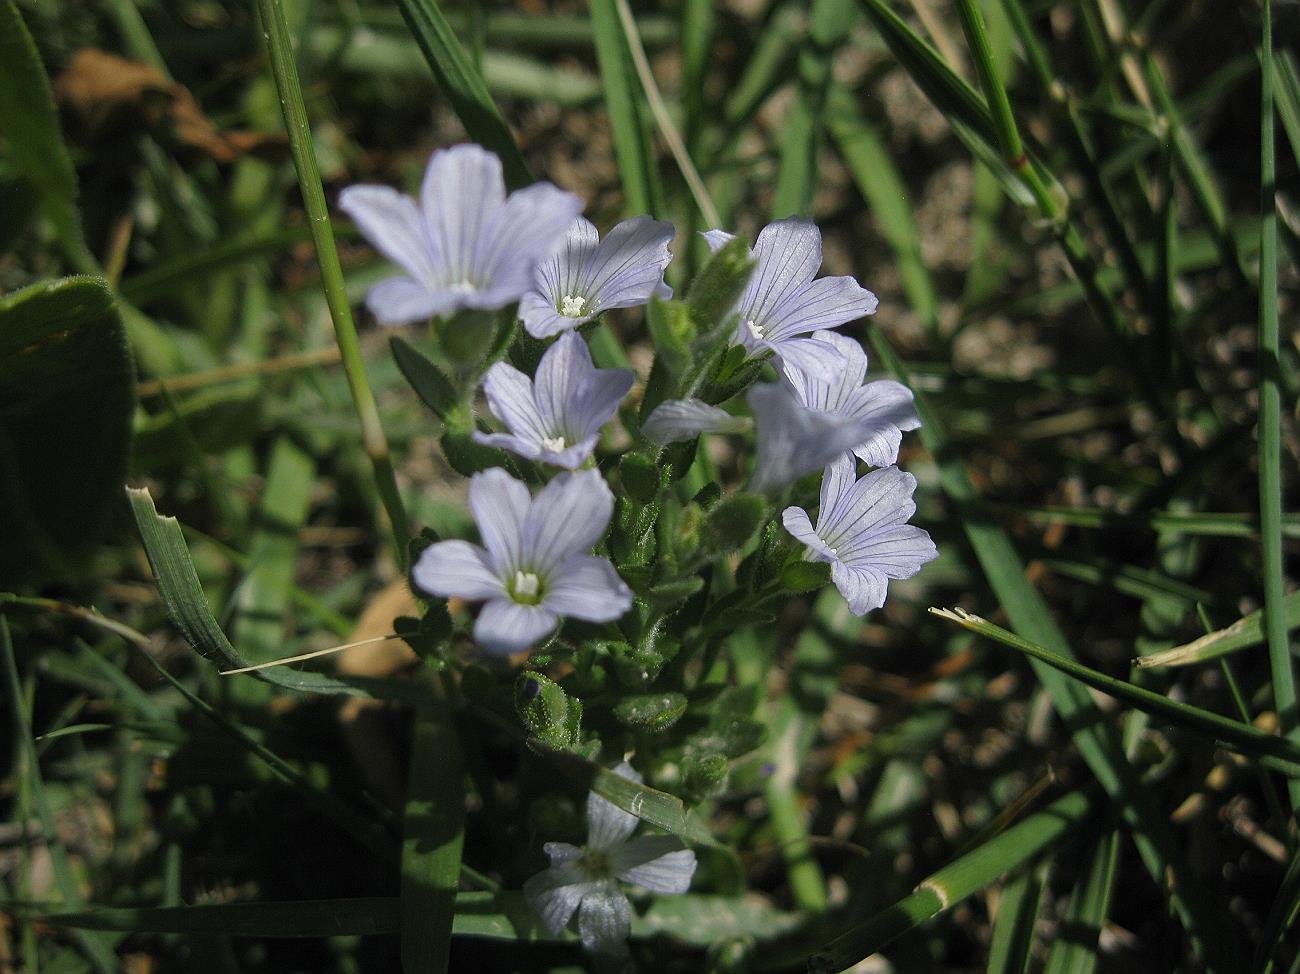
[581,216,676,313]
[536,216,601,307]
[468,468,531,574]
[743,218,823,327]
[471,430,542,463]
[481,361,548,445]
[576,883,631,955]
[523,860,595,934]
[781,506,834,562]
[420,144,506,286]
[701,228,735,253]
[819,465,918,544]
[748,383,878,494]
[542,841,583,864]
[831,561,890,615]
[841,524,939,578]
[586,761,642,850]
[784,331,869,411]
[337,185,437,284]
[534,331,593,436]
[642,398,751,444]
[363,277,457,326]
[472,599,557,655]
[769,332,848,382]
[521,469,614,571]
[411,540,503,601]
[762,274,878,343]
[543,555,632,622]
[519,291,585,339]
[476,182,585,303]
[611,836,697,893]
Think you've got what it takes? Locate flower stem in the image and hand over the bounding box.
[251,0,409,562]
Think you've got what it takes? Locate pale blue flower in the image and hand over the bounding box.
[412,468,631,654]
[641,398,751,445]
[339,144,583,325]
[782,455,938,615]
[747,382,891,494]
[524,762,697,956]
[702,218,878,379]
[521,215,675,339]
[475,331,634,469]
[782,331,920,467]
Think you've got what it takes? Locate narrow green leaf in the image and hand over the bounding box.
[389,0,532,188]
[126,486,367,697]
[1138,590,1300,669]
[402,702,466,974]
[932,607,1300,768]
[986,868,1044,974]
[590,0,663,215]
[811,790,1094,970]
[1043,828,1121,974]
[391,336,462,425]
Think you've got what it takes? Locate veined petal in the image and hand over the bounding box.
[337,185,437,284]
[519,292,586,339]
[523,860,596,934]
[576,883,631,955]
[412,540,503,601]
[748,383,876,494]
[852,427,904,469]
[582,216,676,314]
[586,761,642,850]
[534,332,594,437]
[476,182,585,302]
[471,430,543,463]
[743,218,823,327]
[420,144,506,287]
[781,507,835,562]
[482,362,548,444]
[543,555,632,622]
[536,217,601,306]
[364,277,457,326]
[840,524,938,577]
[468,468,531,574]
[611,836,697,893]
[575,367,634,440]
[542,841,583,864]
[831,561,890,616]
[537,435,601,470]
[701,228,736,253]
[642,399,751,444]
[784,331,869,411]
[522,469,614,571]
[819,465,918,545]
[473,599,557,655]
[769,333,848,382]
[761,274,878,343]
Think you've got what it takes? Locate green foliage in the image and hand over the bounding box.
[0,277,133,583]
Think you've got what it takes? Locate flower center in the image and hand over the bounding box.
[828,546,838,556]
[580,849,612,878]
[746,318,765,340]
[560,294,587,317]
[510,570,543,605]
[540,435,566,452]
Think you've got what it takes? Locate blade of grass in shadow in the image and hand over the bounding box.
[809,790,1095,971]
[1256,0,1298,809]
[251,0,409,560]
[826,86,940,334]
[986,867,1044,974]
[1274,52,1300,170]
[1,618,119,973]
[930,607,1300,768]
[992,504,1300,539]
[402,701,466,974]
[871,333,1240,970]
[591,0,663,216]
[389,0,531,188]
[1042,828,1120,974]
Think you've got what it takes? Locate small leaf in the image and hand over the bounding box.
[781,560,832,593]
[687,236,754,334]
[703,493,767,553]
[613,691,689,732]
[619,453,662,505]
[516,672,583,750]
[441,431,507,477]
[391,336,461,425]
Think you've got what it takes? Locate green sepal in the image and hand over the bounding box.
[437,308,498,364]
[613,691,689,732]
[647,298,695,373]
[686,236,754,334]
[620,453,662,505]
[647,576,706,609]
[515,671,583,750]
[703,493,767,553]
[390,336,462,427]
[441,431,507,477]
[781,559,832,593]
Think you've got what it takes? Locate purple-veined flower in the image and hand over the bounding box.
[782,455,938,615]
[475,331,633,469]
[338,144,583,325]
[520,215,675,339]
[640,398,751,445]
[524,762,697,956]
[782,331,920,467]
[702,217,877,379]
[412,468,631,654]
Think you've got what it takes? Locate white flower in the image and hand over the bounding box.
[782,455,938,614]
[524,762,697,955]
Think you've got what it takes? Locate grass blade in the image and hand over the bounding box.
[1138,590,1300,669]
[1043,828,1121,974]
[810,790,1095,970]
[931,607,1300,768]
[388,0,532,187]
[1256,0,1296,810]
[401,702,466,973]
[252,0,409,559]
[986,867,1045,974]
